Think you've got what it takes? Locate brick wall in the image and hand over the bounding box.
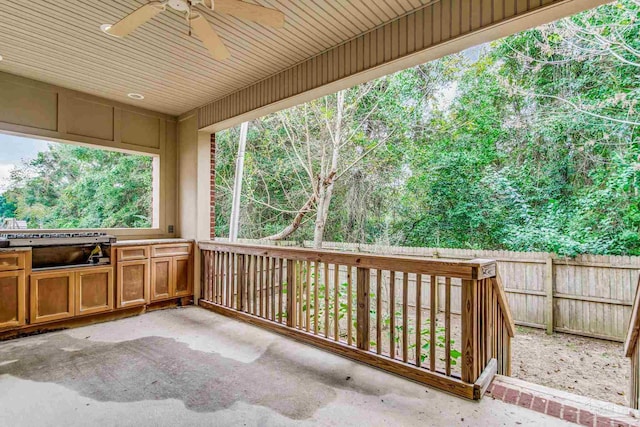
[210,132,216,239]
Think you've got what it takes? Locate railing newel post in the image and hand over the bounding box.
[461,276,478,383]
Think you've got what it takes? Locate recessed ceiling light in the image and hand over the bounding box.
[127,93,145,100]
[100,24,118,37]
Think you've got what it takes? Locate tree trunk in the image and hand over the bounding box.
[264,192,317,241]
[229,122,249,242]
[313,90,344,249]
[261,90,346,247]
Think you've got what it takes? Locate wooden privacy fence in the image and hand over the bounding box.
[199,241,515,400]
[231,240,640,342]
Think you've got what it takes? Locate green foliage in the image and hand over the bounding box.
[0,195,16,219]
[215,1,639,256]
[2,143,153,229]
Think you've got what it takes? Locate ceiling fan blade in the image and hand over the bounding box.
[190,14,231,61]
[205,0,285,28]
[107,1,166,37]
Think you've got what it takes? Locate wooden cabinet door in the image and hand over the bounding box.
[75,267,113,316]
[151,257,172,301]
[117,259,150,308]
[30,271,75,324]
[0,270,26,329]
[172,255,192,297]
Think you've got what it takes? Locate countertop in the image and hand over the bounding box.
[112,238,194,247]
[0,247,32,253]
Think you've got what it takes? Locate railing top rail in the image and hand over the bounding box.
[491,273,516,338]
[198,241,496,280]
[624,274,640,357]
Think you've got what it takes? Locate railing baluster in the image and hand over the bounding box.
[314,261,319,335]
[430,275,437,371]
[445,277,452,376]
[203,251,209,301]
[261,256,267,318]
[347,265,353,346]
[356,267,370,351]
[334,264,339,341]
[234,253,240,310]
[251,255,256,314]
[402,272,408,363]
[390,271,396,359]
[212,251,216,302]
[324,262,330,338]
[306,261,312,332]
[278,258,284,323]
[225,252,230,307]
[270,257,276,320]
[239,254,246,311]
[221,252,226,306]
[286,259,296,327]
[271,257,276,321]
[228,251,232,307]
[212,251,216,303]
[416,273,422,367]
[376,269,382,355]
[298,261,303,329]
[216,252,220,304]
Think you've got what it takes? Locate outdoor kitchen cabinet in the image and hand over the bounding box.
[172,255,191,298]
[30,270,75,324]
[0,270,26,329]
[30,266,115,323]
[0,250,27,330]
[116,242,192,306]
[116,246,151,308]
[117,259,150,308]
[150,257,172,301]
[150,244,192,301]
[75,267,114,316]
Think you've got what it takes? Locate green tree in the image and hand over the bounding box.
[0,195,16,219]
[3,143,152,229]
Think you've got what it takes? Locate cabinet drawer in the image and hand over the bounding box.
[0,252,26,271]
[117,246,149,261]
[151,244,191,258]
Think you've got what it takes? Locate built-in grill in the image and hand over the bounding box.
[0,232,116,270]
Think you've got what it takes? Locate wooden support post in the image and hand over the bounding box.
[286,260,297,327]
[461,278,478,383]
[545,255,554,335]
[356,267,370,350]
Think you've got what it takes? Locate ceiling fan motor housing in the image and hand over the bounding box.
[167,0,207,12]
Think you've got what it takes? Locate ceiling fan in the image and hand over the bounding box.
[104,0,285,61]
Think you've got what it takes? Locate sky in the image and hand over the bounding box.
[0,133,50,193]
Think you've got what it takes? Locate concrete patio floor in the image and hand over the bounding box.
[0,306,569,426]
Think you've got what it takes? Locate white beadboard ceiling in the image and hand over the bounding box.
[0,0,435,116]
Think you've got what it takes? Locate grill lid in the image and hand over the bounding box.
[0,232,117,247]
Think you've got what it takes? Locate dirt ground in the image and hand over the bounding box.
[511,326,630,406]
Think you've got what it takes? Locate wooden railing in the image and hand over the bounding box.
[624,273,640,409]
[199,241,515,399]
